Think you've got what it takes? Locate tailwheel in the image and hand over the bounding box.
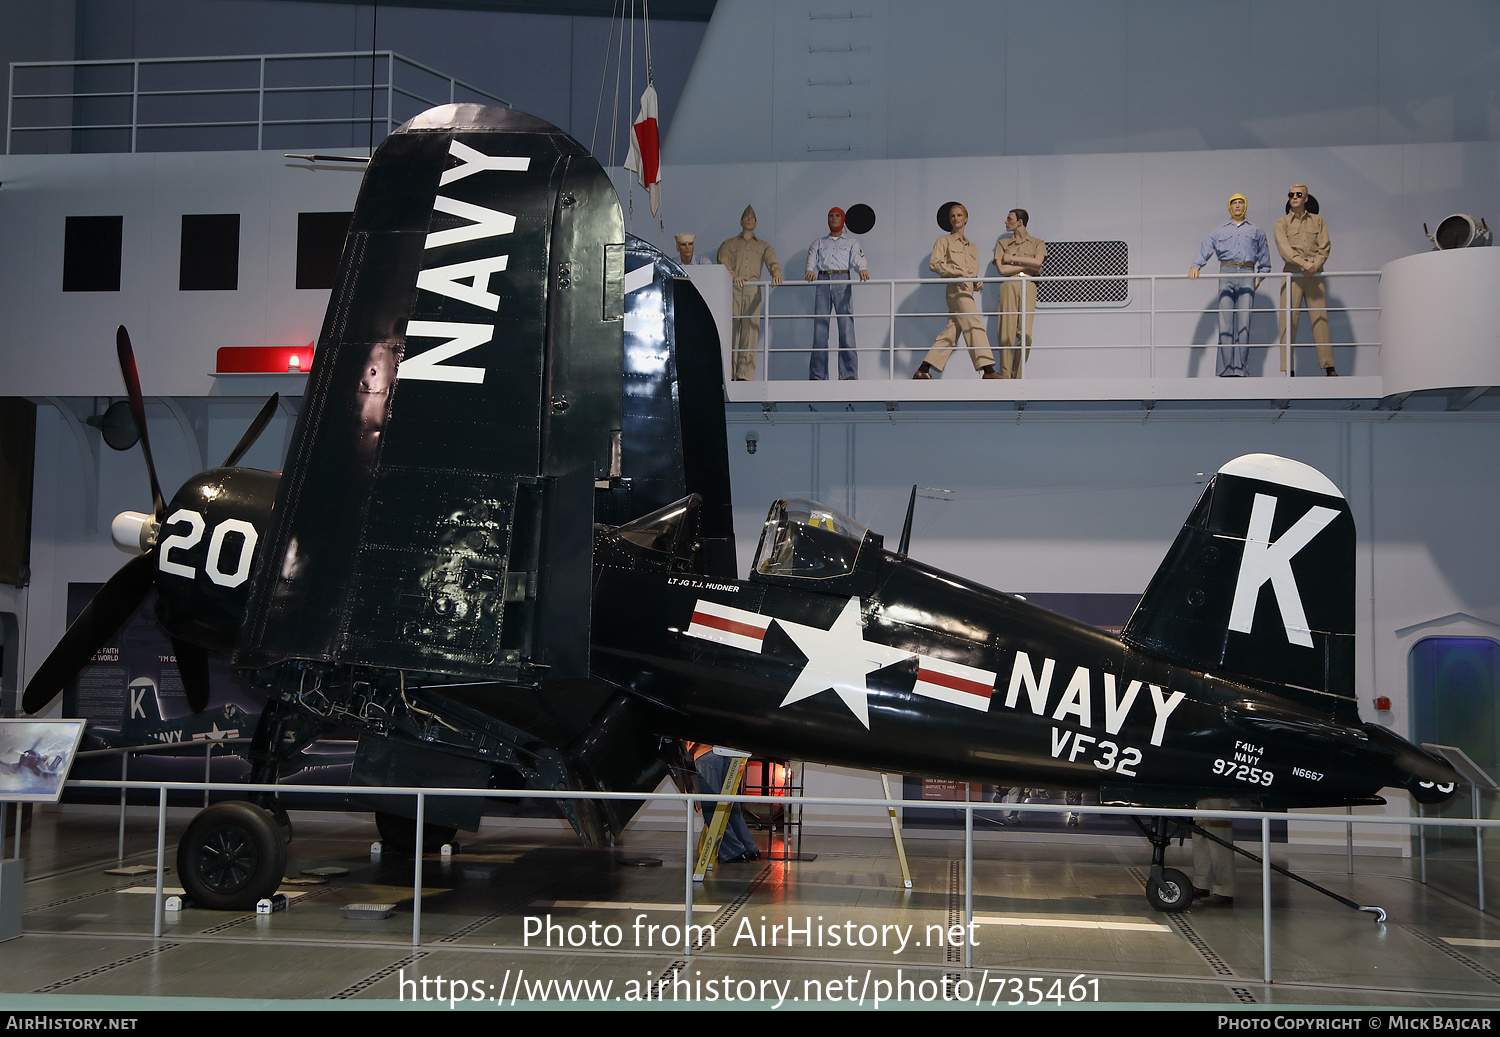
[1145,867,1194,912]
[177,801,287,910]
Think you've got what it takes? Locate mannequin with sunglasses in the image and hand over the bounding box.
[1274,185,1335,375]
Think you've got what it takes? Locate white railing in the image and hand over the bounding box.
[7,51,509,154]
[733,271,1381,382]
[25,774,1497,987]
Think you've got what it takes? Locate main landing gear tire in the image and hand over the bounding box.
[177,801,287,910]
[1145,867,1194,912]
[374,811,458,855]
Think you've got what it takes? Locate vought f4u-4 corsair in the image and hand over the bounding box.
[24,104,1462,911]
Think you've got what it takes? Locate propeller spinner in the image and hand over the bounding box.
[22,328,280,717]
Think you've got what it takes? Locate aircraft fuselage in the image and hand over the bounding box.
[591,551,1446,810]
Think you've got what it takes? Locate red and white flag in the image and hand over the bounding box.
[624,83,661,215]
[686,598,770,654]
[913,656,997,712]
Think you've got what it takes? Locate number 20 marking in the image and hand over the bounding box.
[158,509,259,588]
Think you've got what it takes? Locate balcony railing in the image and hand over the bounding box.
[723,270,1382,398]
[7,51,509,154]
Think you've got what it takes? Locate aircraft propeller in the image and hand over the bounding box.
[21,327,279,717]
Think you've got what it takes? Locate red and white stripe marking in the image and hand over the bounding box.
[913,656,996,712]
[686,599,771,654]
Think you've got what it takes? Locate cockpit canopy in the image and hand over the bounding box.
[752,499,873,581]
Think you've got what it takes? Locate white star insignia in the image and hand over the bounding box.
[773,597,913,729]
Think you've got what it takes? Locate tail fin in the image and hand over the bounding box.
[236,105,619,683]
[1122,454,1357,723]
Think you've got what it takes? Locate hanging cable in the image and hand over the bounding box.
[626,0,636,227]
[608,0,627,168]
[642,0,654,84]
[589,0,622,158]
[643,0,657,242]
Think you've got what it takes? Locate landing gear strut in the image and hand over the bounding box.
[1136,816,1196,911]
[175,698,302,909]
[1132,815,1388,921]
[1188,818,1388,922]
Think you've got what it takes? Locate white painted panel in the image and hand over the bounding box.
[1005,1,1129,156]
[1245,1,1380,149]
[1380,248,1500,397]
[663,0,776,165]
[886,0,1006,160]
[671,0,1500,165]
[0,150,360,396]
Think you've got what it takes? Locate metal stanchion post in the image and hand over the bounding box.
[1347,805,1354,874]
[1262,815,1272,984]
[153,787,167,938]
[888,280,896,379]
[964,800,974,970]
[1418,801,1427,885]
[412,792,424,946]
[118,751,128,861]
[760,283,769,381]
[684,797,694,957]
[1149,276,1156,376]
[1470,792,1482,912]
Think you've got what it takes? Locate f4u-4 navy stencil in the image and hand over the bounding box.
[1228,493,1339,648]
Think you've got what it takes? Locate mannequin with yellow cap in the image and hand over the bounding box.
[717,206,784,380]
[1189,193,1271,377]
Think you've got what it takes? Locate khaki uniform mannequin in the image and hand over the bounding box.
[994,209,1046,379]
[1273,184,1335,375]
[914,203,999,379]
[716,206,783,380]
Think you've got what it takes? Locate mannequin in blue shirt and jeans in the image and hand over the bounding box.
[805,207,869,379]
[1189,193,1271,377]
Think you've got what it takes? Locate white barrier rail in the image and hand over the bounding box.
[27,774,1498,986]
[732,270,1380,381]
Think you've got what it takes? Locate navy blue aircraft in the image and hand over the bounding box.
[24,105,1461,911]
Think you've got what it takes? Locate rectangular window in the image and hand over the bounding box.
[179,214,241,291]
[296,211,353,290]
[62,215,123,292]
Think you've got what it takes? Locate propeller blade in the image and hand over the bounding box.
[170,636,213,714]
[22,552,157,715]
[220,393,280,468]
[115,326,165,519]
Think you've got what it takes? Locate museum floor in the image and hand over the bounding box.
[0,806,1496,1010]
